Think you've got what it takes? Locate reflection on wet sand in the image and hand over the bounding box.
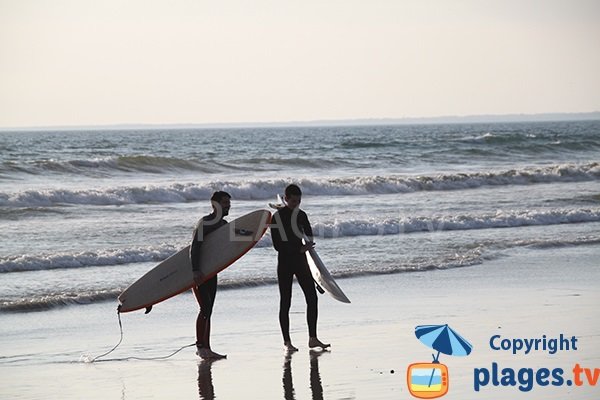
[197,359,217,400]
[283,352,295,400]
[283,350,327,400]
[309,351,324,400]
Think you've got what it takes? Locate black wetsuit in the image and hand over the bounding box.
[270,206,317,341]
[190,212,227,319]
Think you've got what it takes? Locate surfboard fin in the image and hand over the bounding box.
[315,283,325,294]
[268,194,287,210]
[145,305,153,314]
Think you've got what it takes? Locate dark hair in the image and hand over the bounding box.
[211,191,231,202]
[285,184,302,197]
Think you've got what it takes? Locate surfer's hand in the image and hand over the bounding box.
[301,242,315,253]
[193,271,203,286]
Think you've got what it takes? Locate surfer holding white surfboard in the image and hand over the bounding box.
[190,191,231,359]
[270,184,331,352]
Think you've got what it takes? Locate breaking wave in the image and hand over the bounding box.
[3,234,599,313]
[0,245,179,273]
[1,163,598,207]
[311,208,600,237]
[3,208,598,273]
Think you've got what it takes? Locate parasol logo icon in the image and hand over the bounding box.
[407,324,473,399]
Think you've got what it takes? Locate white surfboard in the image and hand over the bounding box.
[302,234,351,304]
[268,196,350,303]
[118,209,272,313]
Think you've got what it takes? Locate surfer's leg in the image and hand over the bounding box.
[277,260,294,347]
[296,263,318,338]
[194,277,226,359]
[193,285,207,348]
[194,276,217,348]
[297,262,330,349]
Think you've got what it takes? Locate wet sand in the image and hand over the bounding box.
[1,245,599,399]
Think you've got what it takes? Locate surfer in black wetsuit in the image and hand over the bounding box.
[190,191,231,359]
[271,184,330,352]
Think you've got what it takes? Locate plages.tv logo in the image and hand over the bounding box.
[407,324,473,399]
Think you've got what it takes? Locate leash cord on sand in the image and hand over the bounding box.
[89,306,196,363]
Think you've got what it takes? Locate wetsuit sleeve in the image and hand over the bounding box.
[271,216,285,253]
[190,216,227,272]
[190,222,203,272]
[301,211,314,241]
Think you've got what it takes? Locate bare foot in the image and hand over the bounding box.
[308,337,330,349]
[197,347,227,360]
[284,341,299,352]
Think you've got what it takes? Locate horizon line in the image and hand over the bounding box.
[1,111,599,131]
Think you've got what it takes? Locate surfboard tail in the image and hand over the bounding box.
[302,234,351,304]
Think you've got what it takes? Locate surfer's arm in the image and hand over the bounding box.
[301,211,314,242]
[298,211,315,253]
[190,224,204,272]
[191,217,225,273]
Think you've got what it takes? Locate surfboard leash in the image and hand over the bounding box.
[86,306,124,363]
[87,305,196,363]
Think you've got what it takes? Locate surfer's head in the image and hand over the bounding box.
[211,191,231,217]
[284,184,302,209]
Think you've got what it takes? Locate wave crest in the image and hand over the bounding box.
[0,245,178,273]
[1,163,598,207]
[2,208,598,273]
[311,208,600,237]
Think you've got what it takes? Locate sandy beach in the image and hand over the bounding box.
[3,1,600,399]
[1,243,598,400]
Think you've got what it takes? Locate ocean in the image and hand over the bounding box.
[1,121,599,314]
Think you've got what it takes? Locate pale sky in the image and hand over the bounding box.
[1,0,599,128]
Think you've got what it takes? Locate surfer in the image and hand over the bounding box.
[190,191,231,359]
[271,184,330,352]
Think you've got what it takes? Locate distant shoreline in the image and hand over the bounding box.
[1,111,599,132]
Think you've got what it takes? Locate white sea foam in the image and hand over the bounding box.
[0,245,178,273]
[1,163,598,207]
[2,208,598,273]
[311,208,600,237]
[0,289,122,313]
[3,233,600,313]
